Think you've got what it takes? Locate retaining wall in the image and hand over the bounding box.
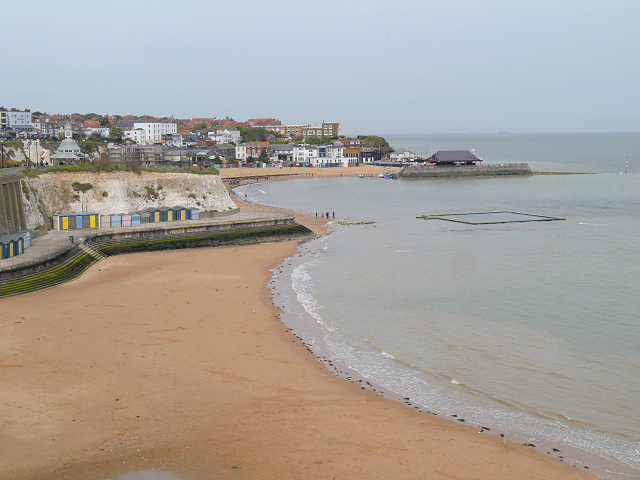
[397,164,532,178]
[0,175,27,235]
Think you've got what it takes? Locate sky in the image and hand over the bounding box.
[3,0,639,134]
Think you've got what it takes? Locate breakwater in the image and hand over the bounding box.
[396,163,531,178]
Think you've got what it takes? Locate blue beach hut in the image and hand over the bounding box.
[159,206,174,222]
[173,206,189,221]
[111,215,122,227]
[132,214,141,227]
[189,208,200,220]
[0,235,9,259]
[1,233,25,258]
[144,207,163,223]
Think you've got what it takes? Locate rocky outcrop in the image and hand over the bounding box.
[21,171,236,230]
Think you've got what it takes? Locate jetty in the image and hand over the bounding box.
[395,150,531,178]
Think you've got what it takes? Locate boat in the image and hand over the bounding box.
[359,174,364,178]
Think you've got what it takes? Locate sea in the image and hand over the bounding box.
[235,133,640,478]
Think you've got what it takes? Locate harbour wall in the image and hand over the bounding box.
[397,164,532,178]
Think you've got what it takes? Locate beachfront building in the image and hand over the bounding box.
[318,145,344,164]
[361,147,382,163]
[269,144,293,163]
[123,122,178,145]
[425,150,482,166]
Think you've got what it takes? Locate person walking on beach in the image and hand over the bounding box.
[332,211,335,219]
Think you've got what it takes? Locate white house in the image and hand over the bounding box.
[2,108,36,136]
[83,127,110,138]
[131,122,177,144]
[124,128,147,144]
[208,128,240,144]
[390,148,417,162]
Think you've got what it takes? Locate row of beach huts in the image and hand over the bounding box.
[1,206,206,260]
[0,231,31,260]
[52,206,202,231]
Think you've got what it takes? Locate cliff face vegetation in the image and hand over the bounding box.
[21,171,236,230]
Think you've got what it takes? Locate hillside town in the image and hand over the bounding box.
[0,107,421,168]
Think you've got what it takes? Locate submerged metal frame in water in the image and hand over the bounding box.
[417,211,565,225]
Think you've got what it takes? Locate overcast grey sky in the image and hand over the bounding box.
[3,0,639,134]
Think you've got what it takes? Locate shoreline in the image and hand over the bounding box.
[236,173,640,480]
[0,170,633,480]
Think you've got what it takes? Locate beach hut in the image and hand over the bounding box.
[144,207,163,223]
[1,233,25,258]
[100,215,111,228]
[173,206,189,221]
[0,235,9,259]
[159,206,174,222]
[111,215,122,228]
[189,208,200,220]
[138,211,150,224]
[121,214,132,227]
[81,213,100,229]
[132,214,141,227]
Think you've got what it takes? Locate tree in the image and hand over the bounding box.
[238,127,270,143]
[110,127,124,141]
[258,149,270,163]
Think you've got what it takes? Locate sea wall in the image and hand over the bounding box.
[397,164,532,178]
[21,171,237,230]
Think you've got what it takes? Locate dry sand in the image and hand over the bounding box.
[0,180,595,480]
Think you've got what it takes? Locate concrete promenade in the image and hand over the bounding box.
[0,205,294,272]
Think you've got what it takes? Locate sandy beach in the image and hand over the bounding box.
[1,179,596,480]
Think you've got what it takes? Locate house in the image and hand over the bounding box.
[264,124,306,138]
[360,147,382,163]
[245,118,281,127]
[1,107,36,137]
[425,150,482,166]
[208,128,240,144]
[212,144,236,162]
[302,121,340,140]
[269,144,294,163]
[235,142,269,161]
[390,148,417,162]
[335,138,362,149]
[317,145,344,164]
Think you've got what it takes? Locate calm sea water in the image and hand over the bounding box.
[237,133,640,475]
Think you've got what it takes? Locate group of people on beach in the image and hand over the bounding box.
[316,211,334,219]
